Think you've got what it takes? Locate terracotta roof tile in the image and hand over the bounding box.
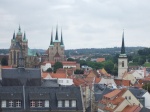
[114,79,130,86]
[51,73,67,78]
[104,89,121,98]
[96,58,105,62]
[1,66,12,69]
[122,105,141,112]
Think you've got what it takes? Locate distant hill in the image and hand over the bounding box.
[65,47,145,57]
[0,47,145,57]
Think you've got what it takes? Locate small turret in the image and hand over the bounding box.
[50,29,53,45]
[13,31,15,40]
[60,29,64,46]
[55,25,58,40]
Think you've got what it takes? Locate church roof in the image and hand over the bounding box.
[28,48,37,56]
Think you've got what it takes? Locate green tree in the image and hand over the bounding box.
[74,69,84,74]
[67,58,75,61]
[46,68,53,73]
[103,60,114,74]
[53,62,63,73]
[143,83,150,93]
[1,57,8,66]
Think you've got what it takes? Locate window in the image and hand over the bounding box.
[9,100,14,107]
[58,100,62,107]
[30,100,35,107]
[45,100,49,107]
[66,80,69,83]
[59,80,63,83]
[65,100,69,107]
[1,100,6,108]
[122,61,124,67]
[71,100,76,107]
[16,100,21,107]
[129,96,131,100]
[37,100,42,107]
[125,96,127,99]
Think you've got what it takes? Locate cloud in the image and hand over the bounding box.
[0,0,150,49]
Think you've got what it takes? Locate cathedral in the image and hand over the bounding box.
[8,26,39,68]
[47,26,66,62]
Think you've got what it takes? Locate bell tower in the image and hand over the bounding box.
[118,31,128,78]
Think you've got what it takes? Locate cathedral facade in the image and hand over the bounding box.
[47,27,65,62]
[8,26,39,68]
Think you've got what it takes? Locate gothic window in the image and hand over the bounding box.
[122,61,124,67]
[14,51,16,64]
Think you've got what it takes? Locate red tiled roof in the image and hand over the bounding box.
[73,77,94,87]
[96,58,105,62]
[1,66,12,69]
[104,89,121,98]
[42,72,50,79]
[51,73,67,78]
[114,79,130,86]
[122,105,141,112]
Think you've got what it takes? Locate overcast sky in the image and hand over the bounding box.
[0,0,150,50]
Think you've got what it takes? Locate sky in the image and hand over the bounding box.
[0,0,150,50]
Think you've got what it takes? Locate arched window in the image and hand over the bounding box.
[122,61,124,67]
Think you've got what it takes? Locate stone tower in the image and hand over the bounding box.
[48,26,65,62]
[8,26,39,68]
[118,31,128,78]
[8,26,28,67]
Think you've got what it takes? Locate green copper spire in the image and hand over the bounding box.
[55,25,58,40]
[17,25,22,35]
[60,29,64,45]
[121,30,125,54]
[13,31,15,39]
[50,29,53,45]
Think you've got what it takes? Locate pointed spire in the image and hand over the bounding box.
[23,31,26,40]
[55,25,58,40]
[60,28,64,45]
[13,31,15,39]
[50,29,53,45]
[18,25,21,32]
[121,30,125,54]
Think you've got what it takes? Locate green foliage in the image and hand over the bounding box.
[46,68,52,72]
[53,62,63,73]
[67,58,75,61]
[142,83,150,93]
[74,69,84,74]
[1,57,8,66]
[103,60,114,74]
[143,63,150,67]
[87,61,103,70]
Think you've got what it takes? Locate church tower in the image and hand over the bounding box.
[48,26,65,62]
[8,25,28,67]
[118,31,128,78]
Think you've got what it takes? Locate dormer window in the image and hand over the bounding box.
[71,100,76,107]
[9,100,14,107]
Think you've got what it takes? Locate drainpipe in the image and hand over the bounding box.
[23,85,26,110]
